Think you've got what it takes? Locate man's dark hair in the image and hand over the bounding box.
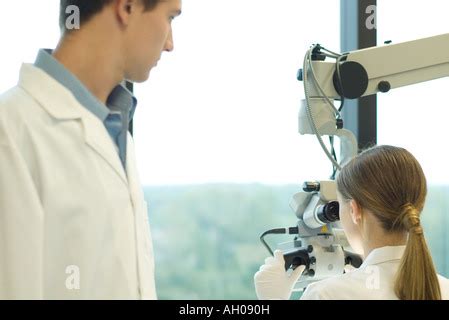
[60,0,159,32]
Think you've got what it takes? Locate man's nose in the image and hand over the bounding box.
[164,30,174,52]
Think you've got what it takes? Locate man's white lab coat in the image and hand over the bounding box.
[0,64,156,299]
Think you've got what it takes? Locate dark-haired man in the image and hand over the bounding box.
[0,0,181,299]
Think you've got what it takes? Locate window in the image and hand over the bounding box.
[134,0,340,299]
[377,0,449,276]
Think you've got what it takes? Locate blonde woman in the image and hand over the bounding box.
[254,145,449,300]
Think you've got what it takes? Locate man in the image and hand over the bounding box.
[0,0,182,299]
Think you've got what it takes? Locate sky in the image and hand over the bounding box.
[1,0,448,185]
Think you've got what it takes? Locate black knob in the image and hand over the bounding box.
[307,245,314,253]
[378,81,391,93]
[310,257,317,265]
[332,61,369,99]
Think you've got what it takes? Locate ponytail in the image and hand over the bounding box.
[394,204,441,300]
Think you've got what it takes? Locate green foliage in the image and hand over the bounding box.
[143,184,449,300]
[422,186,449,276]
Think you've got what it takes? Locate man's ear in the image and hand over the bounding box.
[115,0,137,26]
[349,200,363,225]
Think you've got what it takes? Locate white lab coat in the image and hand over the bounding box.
[0,64,156,299]
[301,246,449,300]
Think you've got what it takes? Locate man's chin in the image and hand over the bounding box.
[127,70,151,84]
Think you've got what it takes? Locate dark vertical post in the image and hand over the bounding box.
[125,81,134,136]
[341,0,377,150]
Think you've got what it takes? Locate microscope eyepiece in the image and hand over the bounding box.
[316,201,340,224]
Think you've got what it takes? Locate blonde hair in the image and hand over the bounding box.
[337,145,441,300]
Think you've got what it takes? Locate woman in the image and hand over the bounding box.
[254,145,449,299]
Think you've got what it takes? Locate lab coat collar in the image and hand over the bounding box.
[18,63,128,186]
[360,245,406,268]
[19,63,83,120]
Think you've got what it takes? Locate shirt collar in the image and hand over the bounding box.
[34,49,137,122]
[360,245,406,268]
[107,84,137,120]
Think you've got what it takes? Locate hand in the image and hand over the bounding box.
[254,250,306,300]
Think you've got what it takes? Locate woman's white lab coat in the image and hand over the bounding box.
[0,64,156,299]
[301,246,449,300]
